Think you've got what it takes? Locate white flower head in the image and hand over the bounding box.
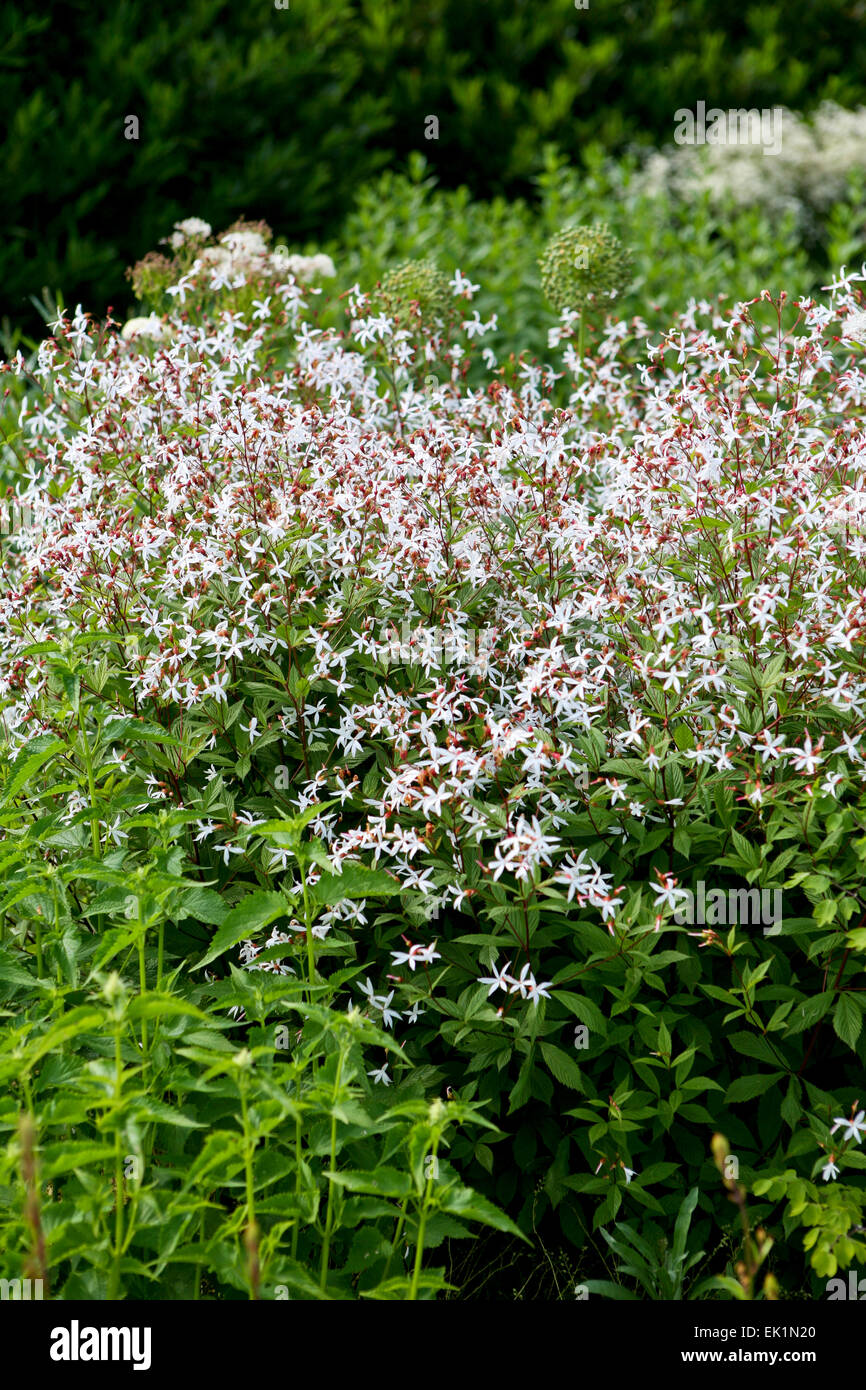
[174,217,212,240]
[221,229,268,258]
[842,311,866,342]
[121,315,166,343]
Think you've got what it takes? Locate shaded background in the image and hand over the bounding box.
[3,0,865,339]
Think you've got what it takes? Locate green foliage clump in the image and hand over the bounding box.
[324,148,838,370]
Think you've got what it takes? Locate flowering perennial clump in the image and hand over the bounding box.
[3,246,866,1290]
[125,217,335,330]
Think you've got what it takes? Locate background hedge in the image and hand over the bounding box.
[4,0,865,338]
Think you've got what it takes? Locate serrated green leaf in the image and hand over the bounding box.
[833,994,862,1051]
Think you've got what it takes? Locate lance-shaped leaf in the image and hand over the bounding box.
[194,890,288,969]
[0,738,66,807]
[312,863,402,907]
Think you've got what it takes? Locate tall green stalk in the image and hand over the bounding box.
[319,1042,346,1293]
[407,1133,440,1301]
[107,1026,124,1300]
[301,874,316,1003]
[78,723,101,859]
[238,1066,260,1300]
[136,903,149,1064]
[291,1110,303,1262]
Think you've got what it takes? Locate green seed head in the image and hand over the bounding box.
[377,259,452,327]
[539,224,632,314]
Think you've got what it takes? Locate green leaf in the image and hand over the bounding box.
[833,994,862,1051]
[40,1142,117,1179]
[673,1187,699,1262]
[175,886,229,926]
[727,1031,780,1066]
[552,990,607,1035]
[325,1168,412,1198]
[311,864,402,907]
[814,898,837,927]
[724,1072,784,1103]
[437,1186,530,1241]
[780,1078,802,1129]
[786,991,836,1033]
[363,1273,455,1300]
[134,1098,206,1128]
[0,949,45,991]
[194,890,287,968]
[731,829,761,870]
[101,716,181,747]
[0,739,66,807]
[593,1185,623,1230]
[582,1279,638,1300]
[260,803,335,844]
[540,1042,584,1091]
[507,1054,534,1114]
[673,827,691,857]
[691,1275,748,1301]
[126,995,210,1023]
[61,672,80,711]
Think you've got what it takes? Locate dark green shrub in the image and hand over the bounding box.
[4,0,866,337]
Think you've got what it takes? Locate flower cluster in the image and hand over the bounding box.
[477,957,553,1009]
[4,255,866,1066]
[636,101,866,224]
[125,217,335,329]
[823,1106,866,1181]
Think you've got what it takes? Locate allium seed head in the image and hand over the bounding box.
[377,259,453,327]
[539,224,633,314]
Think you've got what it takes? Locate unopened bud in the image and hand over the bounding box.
[102,971,125,1005]
[428,1097,446,1126]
